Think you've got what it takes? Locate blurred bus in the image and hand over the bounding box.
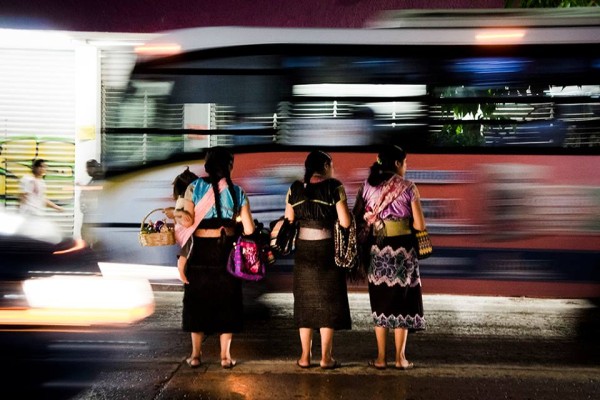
[93,8,600,297]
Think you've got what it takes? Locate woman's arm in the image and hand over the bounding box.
[411,198,426,231]
[284,202,294,222]
[239,203,255,235]
[410,183,426,231]
[45,198,64,212]
[336,200,352,229]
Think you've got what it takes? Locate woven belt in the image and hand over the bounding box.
[374,219,411,237]
[298,227,332,240]
[194,227,236,238]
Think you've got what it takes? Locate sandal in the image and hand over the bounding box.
[320,359,341,370]
[395,362,414,370]
[221,359,237,369]
[186,357,201,368]
[368,360,387,370]
[296,360,311,369]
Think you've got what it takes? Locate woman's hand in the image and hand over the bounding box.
[178,270,189,285]
[164,207,175,219]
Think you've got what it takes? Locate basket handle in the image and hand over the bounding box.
[140,208,171,230]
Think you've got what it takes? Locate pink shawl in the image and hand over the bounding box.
[175,178,228,246]
[363,174,412,226]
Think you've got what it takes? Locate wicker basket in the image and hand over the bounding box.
[139,208,176,246]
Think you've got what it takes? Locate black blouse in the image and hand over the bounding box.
[286,178,347,229]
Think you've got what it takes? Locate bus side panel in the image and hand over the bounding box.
[91,152,600,296]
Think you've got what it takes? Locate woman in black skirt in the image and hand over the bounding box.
[177,147,255,369]
[353,145,427,370]
[284,150,352,369]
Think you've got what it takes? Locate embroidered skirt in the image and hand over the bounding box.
[367,235,426,330]
[293,238,352,330]
[182,235,243,334]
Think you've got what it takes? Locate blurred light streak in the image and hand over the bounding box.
[99,262,180,281]
[451,58,527,74]
[24,276,152,309]
[53,239,87,255]
[134,43,181,56]
[0,306,153,326]
[293,84,426,97]
[87,40,146,47]
[80,184,104,191]
[475,30,526,44]
[0,276,155,326]
[48,340,148,351]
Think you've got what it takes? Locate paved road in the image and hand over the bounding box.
[3,288,598,399]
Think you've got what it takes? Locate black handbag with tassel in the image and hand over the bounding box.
[412,229,433,259]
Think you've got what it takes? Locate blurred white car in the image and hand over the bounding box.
[0,210,154,327]
[0,210,99,281]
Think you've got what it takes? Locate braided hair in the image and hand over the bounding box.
[204,146,239,219]
[367,145,406,187]
[303,150,332,193]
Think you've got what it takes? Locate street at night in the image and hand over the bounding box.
[4,287,596,399]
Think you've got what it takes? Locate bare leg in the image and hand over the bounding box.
[220,333,236,368]
[372,326,388,367]
[394,328,412,368]
[298,328,313,367]
[319,327,336,367]
[187,332,204,367]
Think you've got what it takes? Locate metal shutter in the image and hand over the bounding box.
[0,48,76,235]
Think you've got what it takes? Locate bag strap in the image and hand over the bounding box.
[175,178,229,246]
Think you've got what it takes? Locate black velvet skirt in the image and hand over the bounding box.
[293,238,352,330]
[182,235,243,334]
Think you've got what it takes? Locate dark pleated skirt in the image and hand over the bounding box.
[182,235,243,334]
[367,234,426,330]
[293,238,352,330]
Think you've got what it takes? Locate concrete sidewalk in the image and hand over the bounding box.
[158,293,599,400]
[72,292,600,400]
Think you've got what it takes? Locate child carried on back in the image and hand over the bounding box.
[164,167,199,284]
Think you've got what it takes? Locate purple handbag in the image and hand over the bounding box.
[226,236,267,281]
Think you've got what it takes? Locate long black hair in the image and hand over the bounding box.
[204,146,238,218]
[303,150,332,192]
[367,145,407,187]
